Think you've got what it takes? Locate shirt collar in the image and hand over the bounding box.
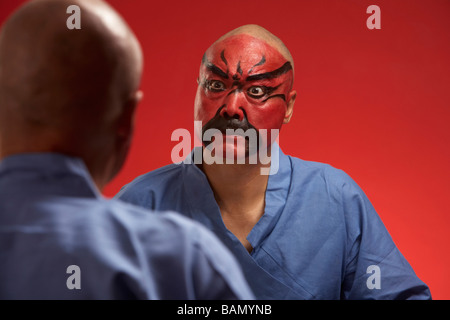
[248,143,291,247]
[182,143,292,250]
[0,152,101,198]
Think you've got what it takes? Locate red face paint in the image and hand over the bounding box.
[194,34,294,158]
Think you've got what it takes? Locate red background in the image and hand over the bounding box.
[1,0,449,299]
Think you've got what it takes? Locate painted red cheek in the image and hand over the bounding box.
[246,101,286,130]
[194,88,221,124]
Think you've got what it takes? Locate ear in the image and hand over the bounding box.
[103,90,142,189]
[117,90,143,139]
[283,90,296,124]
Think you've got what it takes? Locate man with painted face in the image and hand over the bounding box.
[116,25,431,299]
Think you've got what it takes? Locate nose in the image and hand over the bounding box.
[219,91,246,121]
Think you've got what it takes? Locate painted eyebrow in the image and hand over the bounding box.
[248,55,266,74]
[206,62,229,79]
[245,61,292,81]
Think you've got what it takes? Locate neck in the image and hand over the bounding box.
[0,130,113,192]
[202,161,269,211]
[200,152,271,252]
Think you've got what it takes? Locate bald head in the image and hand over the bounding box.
[207,24,294,74]
[0,0,142,126]
[0,0,143,188]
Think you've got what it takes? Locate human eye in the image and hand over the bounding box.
[247,86,267,99]
[206,80,226,92]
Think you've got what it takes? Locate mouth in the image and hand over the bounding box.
[222,128,253,138]
[205,127,257,146]
[223,133,248,143]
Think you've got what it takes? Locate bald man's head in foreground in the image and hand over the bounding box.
[194,24,296,160]
[0,0,143,189]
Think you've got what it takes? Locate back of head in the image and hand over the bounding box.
[0,0,143,188]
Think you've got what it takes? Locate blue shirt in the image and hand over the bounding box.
[116,145,431,300]
[0,153,254,300]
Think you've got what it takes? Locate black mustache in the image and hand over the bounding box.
[202,105,257,138]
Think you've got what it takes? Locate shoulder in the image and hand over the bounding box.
[77,198,224,263]
[119,163,183,192]
[286,155,388,245]
[114,162,185,205]
[103,199,253,298]
[285,154,372,224]
[288,155,358,191]
[98,198,229,252]
[95,197,191,234]
[60,198,251,299]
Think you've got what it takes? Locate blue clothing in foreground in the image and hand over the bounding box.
[116,145,431,300]
[0,153,254,300]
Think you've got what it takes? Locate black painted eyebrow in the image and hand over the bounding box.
[206,62,229,79]
[245,61,292,81]
[248,55,266,74]
[220,50,228,66]
[236,61,243,75]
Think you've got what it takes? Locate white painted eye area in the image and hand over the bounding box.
[247,86,266,98]
[207,80,226,92]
